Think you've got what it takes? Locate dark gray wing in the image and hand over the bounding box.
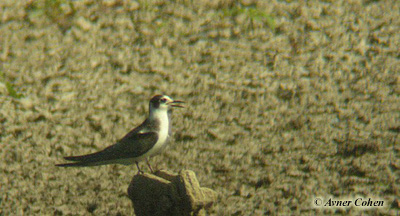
[57,132,158,166]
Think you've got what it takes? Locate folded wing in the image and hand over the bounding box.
[56,132,158,167]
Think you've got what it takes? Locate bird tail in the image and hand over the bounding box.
[62,152,104,162]
[55,162,93,167]
[55,159,116,167]
[55,151,112,167]
[55,144,134,167]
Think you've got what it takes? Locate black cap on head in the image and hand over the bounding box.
[149,95,184,110]
[149,95,165,109]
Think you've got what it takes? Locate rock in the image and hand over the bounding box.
[128,170,217,216]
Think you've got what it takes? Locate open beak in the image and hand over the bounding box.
[170,100,185,108]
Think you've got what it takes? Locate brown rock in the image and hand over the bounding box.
[128,170,217,216]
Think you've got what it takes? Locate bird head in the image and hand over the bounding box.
[149,95,184,112]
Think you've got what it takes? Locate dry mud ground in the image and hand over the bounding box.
[0,0,399,215]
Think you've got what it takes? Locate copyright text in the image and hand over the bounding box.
[313,197,385,208]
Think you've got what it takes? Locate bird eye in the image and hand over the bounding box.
[160,98,167,103]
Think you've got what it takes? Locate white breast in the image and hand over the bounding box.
[134,109,169,161]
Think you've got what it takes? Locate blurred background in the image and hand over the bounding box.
[0,0,399,215]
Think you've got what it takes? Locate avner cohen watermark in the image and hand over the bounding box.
[313,197,385,208]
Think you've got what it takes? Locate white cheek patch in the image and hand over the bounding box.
[159,103,169,110]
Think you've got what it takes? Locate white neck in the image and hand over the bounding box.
[149,107,170,137]
[149,108,169,123]
[145,108,170,157]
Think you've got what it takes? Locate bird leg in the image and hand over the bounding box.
[145,158,154,173]
[135,161,143,174]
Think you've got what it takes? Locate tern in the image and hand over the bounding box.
[56,95,184,173]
